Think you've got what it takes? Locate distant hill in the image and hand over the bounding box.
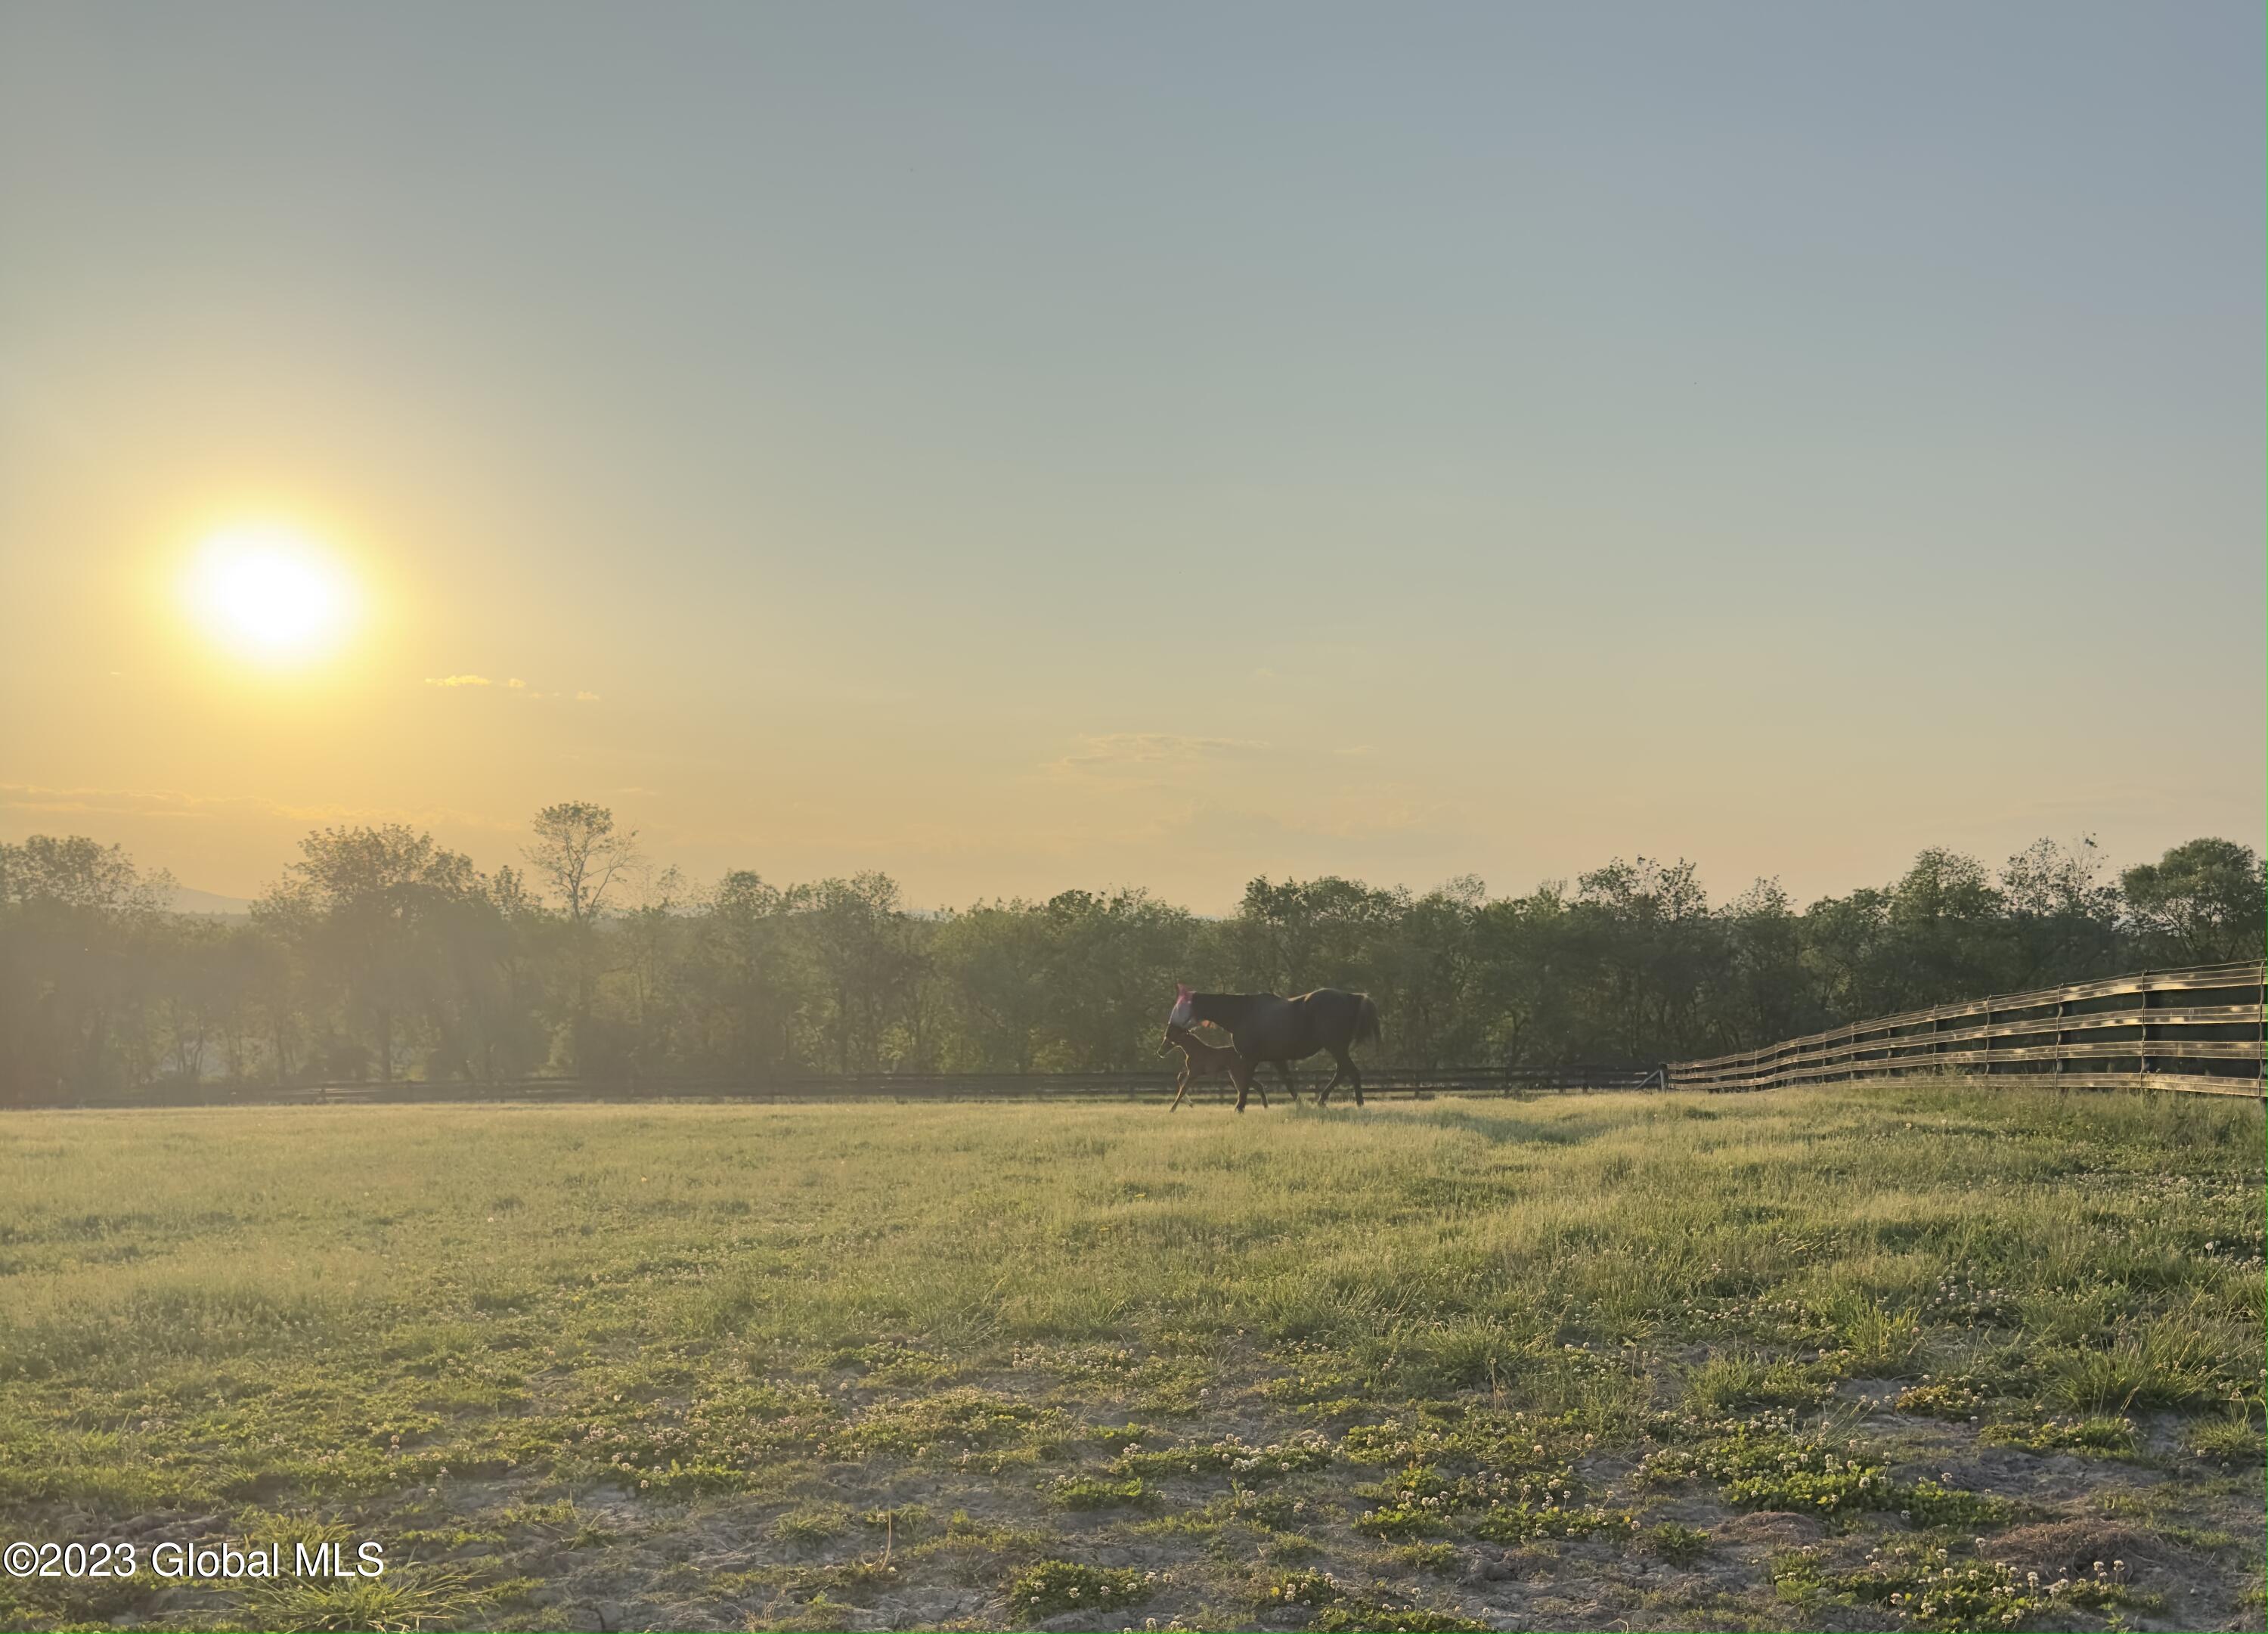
[170,885,256,917]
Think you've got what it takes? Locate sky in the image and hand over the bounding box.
[2,2,2260,913]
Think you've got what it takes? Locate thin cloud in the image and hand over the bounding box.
[423,674,600,702]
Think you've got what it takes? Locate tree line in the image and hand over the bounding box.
[1,801,2259,1104]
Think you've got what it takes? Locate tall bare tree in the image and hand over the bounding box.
[525,802,640,924]
[523,801,643,1070]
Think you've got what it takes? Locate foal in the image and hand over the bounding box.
[1160,1022,1268,1111]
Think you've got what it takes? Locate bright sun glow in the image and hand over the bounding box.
[184,526,358,663]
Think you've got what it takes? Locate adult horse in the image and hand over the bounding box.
[1166,983,1380,1112]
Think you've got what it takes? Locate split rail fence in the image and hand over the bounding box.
[1665,960,2265,1097]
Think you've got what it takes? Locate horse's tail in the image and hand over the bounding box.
[1352,994,1380,1049]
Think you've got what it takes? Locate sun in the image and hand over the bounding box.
[184,525,359,663]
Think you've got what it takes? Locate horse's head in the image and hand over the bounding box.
[1167,982,1195,1029]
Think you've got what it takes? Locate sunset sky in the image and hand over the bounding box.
[3,3,2260,913]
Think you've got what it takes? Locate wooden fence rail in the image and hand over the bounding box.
[70,1062,1660,1109]
[265,1062,1659,1106]
[1665,960,2266,1097]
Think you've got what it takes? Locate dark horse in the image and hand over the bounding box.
[1166,983,1380,1112]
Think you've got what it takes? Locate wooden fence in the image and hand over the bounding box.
[150,1062,1661,1108]
[1666,960,2266,1097]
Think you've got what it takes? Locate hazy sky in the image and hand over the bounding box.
[3,2,2260,912]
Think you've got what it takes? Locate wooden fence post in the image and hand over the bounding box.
[2139,979,2155,1076]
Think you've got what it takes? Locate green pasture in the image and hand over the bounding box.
[0,1084,2259,1632]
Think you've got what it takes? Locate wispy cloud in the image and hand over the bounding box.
[423,674,599,702]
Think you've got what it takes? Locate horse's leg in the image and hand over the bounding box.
[1228,1059,1264,1108]
[1276,1061,1301,1106]
[1329,1045,1365,1108]
[1170,1065,1191,1111]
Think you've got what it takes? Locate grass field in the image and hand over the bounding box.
[1,1084,2260,1633]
